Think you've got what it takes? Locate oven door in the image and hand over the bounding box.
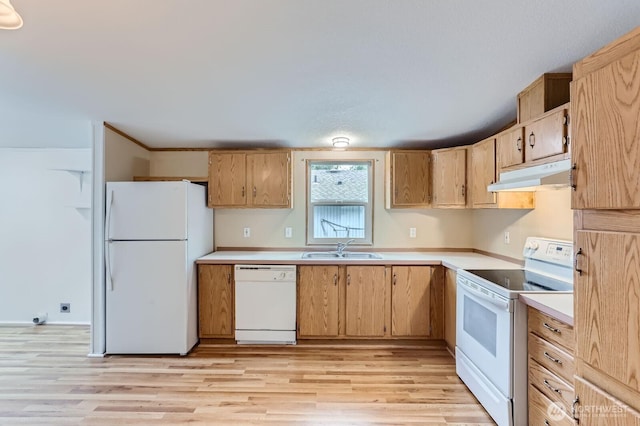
[456,274,513,397]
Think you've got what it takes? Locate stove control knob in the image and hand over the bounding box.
[526,241,539,251]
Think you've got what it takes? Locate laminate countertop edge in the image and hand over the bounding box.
[196,251,522,270]
[519,293,574,326]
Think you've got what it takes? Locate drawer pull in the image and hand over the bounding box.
[543,379,562,394]
[545,420,550,426]
[543,351,563,364]
[543,322,561,334]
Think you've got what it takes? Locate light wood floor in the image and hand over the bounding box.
[0,325,494,425]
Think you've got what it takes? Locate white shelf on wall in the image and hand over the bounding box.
[50,168,91,191]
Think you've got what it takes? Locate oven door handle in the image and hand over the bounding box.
[459,279,511,311]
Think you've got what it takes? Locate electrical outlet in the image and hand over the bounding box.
[409,228,417,238]
[60,303,71,313]
[504,231,510,244]
[243,227,251,238]
[285,227,292,238]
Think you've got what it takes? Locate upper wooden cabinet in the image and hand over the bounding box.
[572,47,640,209]
[297,265,340,337]
[497,126,525,170]
[524,107,569,163]
[471,137,498,207]
[432,147,467,208]
[517,73,572,123]
[208,150,291,208]
[497,105,569,174]
[471,137,535,209]
[386,150,431,208]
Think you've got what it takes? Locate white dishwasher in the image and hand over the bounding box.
[234,264,297,344]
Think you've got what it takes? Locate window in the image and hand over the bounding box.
[307,160,373,245]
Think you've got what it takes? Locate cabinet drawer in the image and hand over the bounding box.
[529,308,574,352]
[529,332,575,384]
[529,385,575,426]
[529,360,575,415]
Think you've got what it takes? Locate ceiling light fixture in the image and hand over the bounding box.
[0,0,23,30]
[332,137,350,149]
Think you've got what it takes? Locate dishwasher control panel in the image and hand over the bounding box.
[234,265,296,282]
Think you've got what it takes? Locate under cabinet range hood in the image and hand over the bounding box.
[487,159,571,192]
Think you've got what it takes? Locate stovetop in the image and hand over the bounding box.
[463,269,572,292]
[459,237,574,298]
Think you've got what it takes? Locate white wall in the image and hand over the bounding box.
[105,128,150,181]
[0,148,92,324]
[472,188,573,259]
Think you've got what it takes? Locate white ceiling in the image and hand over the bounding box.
[1,1,638,149]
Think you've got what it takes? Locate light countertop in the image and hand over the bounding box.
[196,250,522,271]
[520,293,574,326]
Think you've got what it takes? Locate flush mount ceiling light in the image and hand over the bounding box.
[0,0,23,30]
[332,137,350,148]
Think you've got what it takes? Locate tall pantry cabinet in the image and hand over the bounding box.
[571,26,640,424]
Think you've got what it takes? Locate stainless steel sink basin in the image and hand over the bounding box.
[301,251,382,259]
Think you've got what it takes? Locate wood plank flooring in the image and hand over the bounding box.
[0,325,494,425]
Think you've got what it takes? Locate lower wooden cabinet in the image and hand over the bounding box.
[444,268,457,351]
[528,307,576,424]
[296,264,442,340]
[297,265,339,337]
[391,266,432,337]
[345,266,386,337]
[574,376,640,425]
[198,264,234,338]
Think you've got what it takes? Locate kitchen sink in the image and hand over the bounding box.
[301,251,382,259]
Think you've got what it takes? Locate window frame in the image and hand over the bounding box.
[306,159,374,246]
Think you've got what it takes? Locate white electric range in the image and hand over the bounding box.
[455,237,573,426]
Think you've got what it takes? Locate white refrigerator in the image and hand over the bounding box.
[105,181,213,355]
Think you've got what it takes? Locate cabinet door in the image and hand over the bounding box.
[247,151,291,207]
[471,137,497,207]
[198,265,234,338]
[575,376,640,425]
[444,268,457,350]
[391,266,431,337]
[345,266,386,337]
[572,49,640,209]
[497,126,524,170]
[208,152,246,207]
[575,231,640,393]
[432,148,467,208]
[298,265,339,337]
[525,108,568,162]
[391,151,431,207]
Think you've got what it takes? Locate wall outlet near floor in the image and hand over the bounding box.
[243,227,251,238]
[60,303,71,313]
[504,231,510,244]
[284,227,292,238]
[409,228,417,238]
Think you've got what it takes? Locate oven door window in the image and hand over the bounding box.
[463,295,497,356]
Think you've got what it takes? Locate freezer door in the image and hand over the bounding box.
[106,181,187,241]
[106,240,191,354]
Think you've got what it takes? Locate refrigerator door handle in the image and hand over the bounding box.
[105,190,114,291]
[105,189,114,240]
[105,240,113,291]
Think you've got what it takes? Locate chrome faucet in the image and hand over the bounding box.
[336,239,355,257]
